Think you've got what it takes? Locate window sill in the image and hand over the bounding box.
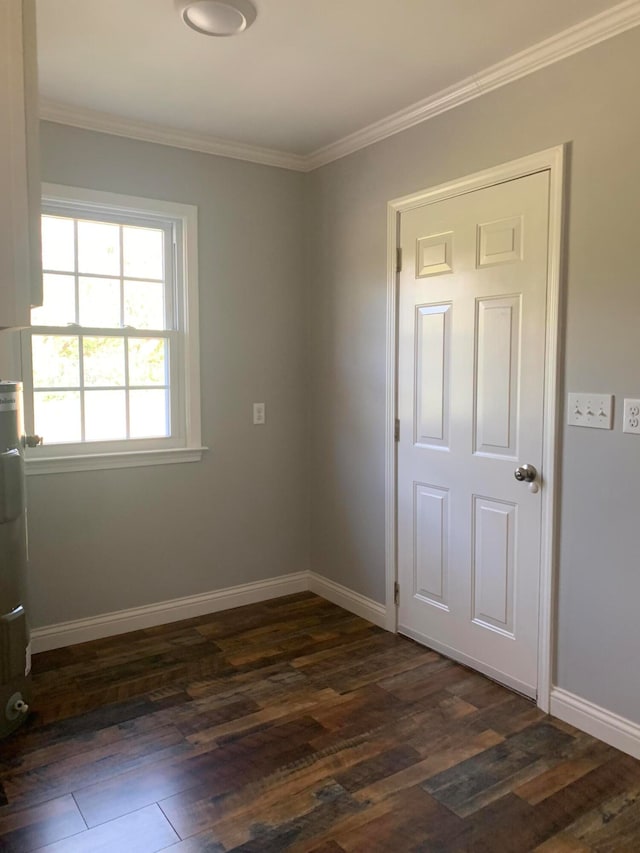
[25,446,208,475]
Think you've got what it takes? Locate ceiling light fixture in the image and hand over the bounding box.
[176,0,257,37]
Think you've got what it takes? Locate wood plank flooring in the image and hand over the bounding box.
[0,592,638,851]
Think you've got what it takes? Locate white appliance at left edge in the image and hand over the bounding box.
[0,380,31,736]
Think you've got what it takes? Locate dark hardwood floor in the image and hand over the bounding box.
[0,592,638,852]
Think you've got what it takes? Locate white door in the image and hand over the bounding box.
[397,170,550,698]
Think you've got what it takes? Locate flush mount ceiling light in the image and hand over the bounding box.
[176,0,257,37]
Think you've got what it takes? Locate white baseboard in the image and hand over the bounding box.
[308,572,387,629]
[31,571,389,653]
[550,687,640,760]
[31,572,309,653]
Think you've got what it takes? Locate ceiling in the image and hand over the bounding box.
[37,0,631,160]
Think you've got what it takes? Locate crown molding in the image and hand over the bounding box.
[305,0,640,169]
[39,99,308,172]
[40,0,640,173]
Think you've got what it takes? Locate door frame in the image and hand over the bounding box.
[384,145,566,712]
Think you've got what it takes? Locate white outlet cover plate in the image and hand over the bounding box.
[567,393,613,430]
[623,398,640,434]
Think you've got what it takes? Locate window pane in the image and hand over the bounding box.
[130,389,169,438]
[34,391,81,444]
[83,337,125,387]
[123,227,164,280]
[84,390,126,441]
[32,336,79,388]
[77,220,120,276]
[128,338,167,386]
[79,277,121,328]
[124,281,165,330]
[41,216,74,272]
[31,274,76,326]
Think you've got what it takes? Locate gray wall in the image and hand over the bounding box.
[306,27,640,722]
[24,123,308,626]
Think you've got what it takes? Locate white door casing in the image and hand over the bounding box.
[385,147,565,712]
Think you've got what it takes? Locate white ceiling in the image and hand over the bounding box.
[37,0,629,158]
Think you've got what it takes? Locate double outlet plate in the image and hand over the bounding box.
[567,394,640,434]
[623,399,640,434]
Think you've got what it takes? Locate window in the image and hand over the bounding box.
[22,185,204,473]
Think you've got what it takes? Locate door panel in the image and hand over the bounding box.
[471,496,516,635]
[415,304,451,448]
[414,482,449,609]
[397,171,550,697]
[474,295,521,457]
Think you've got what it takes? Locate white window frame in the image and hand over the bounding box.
[22,184,206,474]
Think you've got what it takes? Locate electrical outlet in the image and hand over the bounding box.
[253,402,265,425]
[567,393,613,430]
[623,399,640,434]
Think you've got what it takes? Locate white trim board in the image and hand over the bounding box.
[306,0,640,169]
[31,573,309,653]
[30,571,387,653]
[551,688,640,760]
[40,1,640,172]
[308,572,387,629]
[39,99,308,173]
[385,145,566,715]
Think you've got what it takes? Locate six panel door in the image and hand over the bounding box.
[397,171,550,697]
